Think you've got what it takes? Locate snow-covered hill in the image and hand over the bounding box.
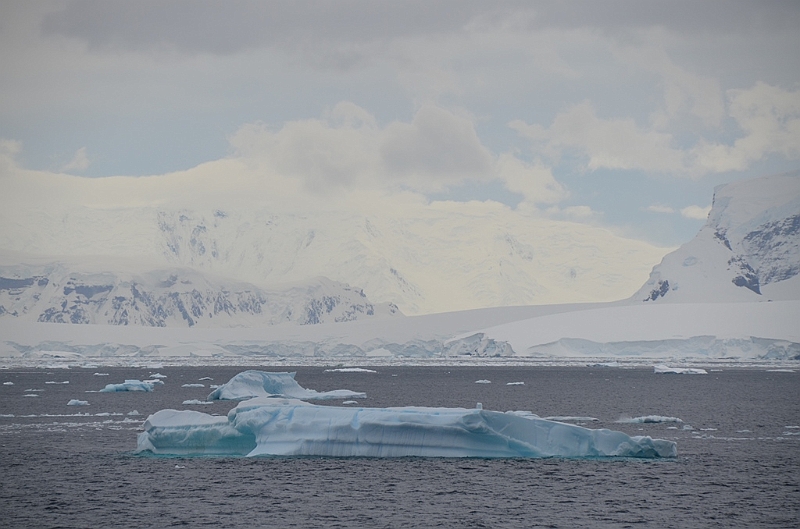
[632,171,800,303]
[0,260,398,327]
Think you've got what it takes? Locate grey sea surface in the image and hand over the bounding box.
[1,366,798,528]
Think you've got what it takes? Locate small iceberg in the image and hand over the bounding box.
[99,380,157,393]
[182,384,205,388]
[206,371,366,401]
[67,399,89,406]
[137,397,676,459]
[475,380,491,384]
[654,365,708,375]
[617,415,683,424]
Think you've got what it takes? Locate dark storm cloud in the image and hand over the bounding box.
[41,0,800,56]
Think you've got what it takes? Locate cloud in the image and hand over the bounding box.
[647,204,675,214]
[510,101,685,173]
[692,82,800,173]
[512,83,800,178]
[680,204,711,220]
[60,147,90,172]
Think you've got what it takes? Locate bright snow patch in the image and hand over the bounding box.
[324,368,377,373]
[137,396,676,459]
[654,365,708,375]
[99,380,157,392]
[206,371,366,401]
[617,416,684,424]
[475,380,491,384]
[67,399,89,406]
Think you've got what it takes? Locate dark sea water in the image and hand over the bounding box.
[1,366,798,528]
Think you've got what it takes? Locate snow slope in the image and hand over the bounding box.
[632,171,800,303]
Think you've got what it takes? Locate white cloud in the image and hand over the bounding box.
[692,83,800,173]
[647,205,675,214]
[510,101,685,173]
[680,205,711,220]
[493,153,568,208]
[60,147,90,172]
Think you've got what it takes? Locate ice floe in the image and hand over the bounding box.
[545,416,599,423]
[324,368,377,373]
[99,379,158,392]
[206,371,366,401]
[475,380,491,384]
[182,399,213,405]
[182,384,205,388]
[506,381,525,386]
[137,397,677,459]
[67,399,89,406]
[617,415,684,424]
[654,365,708,375]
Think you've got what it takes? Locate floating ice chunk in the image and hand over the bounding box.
[183,399,213,405]
[654,365,708,375]
[545,416,599,422]
[149,373,167,379]
[23,394,39,397]
[342,401,358,405]
[93,373,109,376]
[766,369,795,373]
[144,379,165,386]
[128,410,141,416]
[182,384,205,388]
[324,368,377,373]
[3,382,13,385]
[617,415,684,424]
[67,399,89,406]
[587,362,620,368]
[506,381,525,386]
[475,380,491,384]
[45,381,69,384]
[99,380,157,392]
[199,377,213,381]
[206,371,366,401]
[137,397,676,459]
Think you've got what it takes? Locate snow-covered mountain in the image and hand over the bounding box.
[0,260,398,327]
[632,171,800,303]
[0,203,669,315]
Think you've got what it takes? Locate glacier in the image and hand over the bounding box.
[136,396,677,459]
[206,370,366,401]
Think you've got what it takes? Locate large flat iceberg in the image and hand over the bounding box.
[206,370,366,401]
[137,397,676,459]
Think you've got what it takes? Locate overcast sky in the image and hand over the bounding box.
[2,0,799,247]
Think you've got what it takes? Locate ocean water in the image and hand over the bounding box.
[1,366,798,528]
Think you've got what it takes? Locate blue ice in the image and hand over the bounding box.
[137,397,677,459]
[206,370,366,401]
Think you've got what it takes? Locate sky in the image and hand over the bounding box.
[1,1,799,250]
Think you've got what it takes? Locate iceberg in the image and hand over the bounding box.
[206,371,366,401]
[99,379,157,392]
[654,365,708,375]
[137,397,677,459]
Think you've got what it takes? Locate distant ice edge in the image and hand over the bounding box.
[136,397,677,459]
